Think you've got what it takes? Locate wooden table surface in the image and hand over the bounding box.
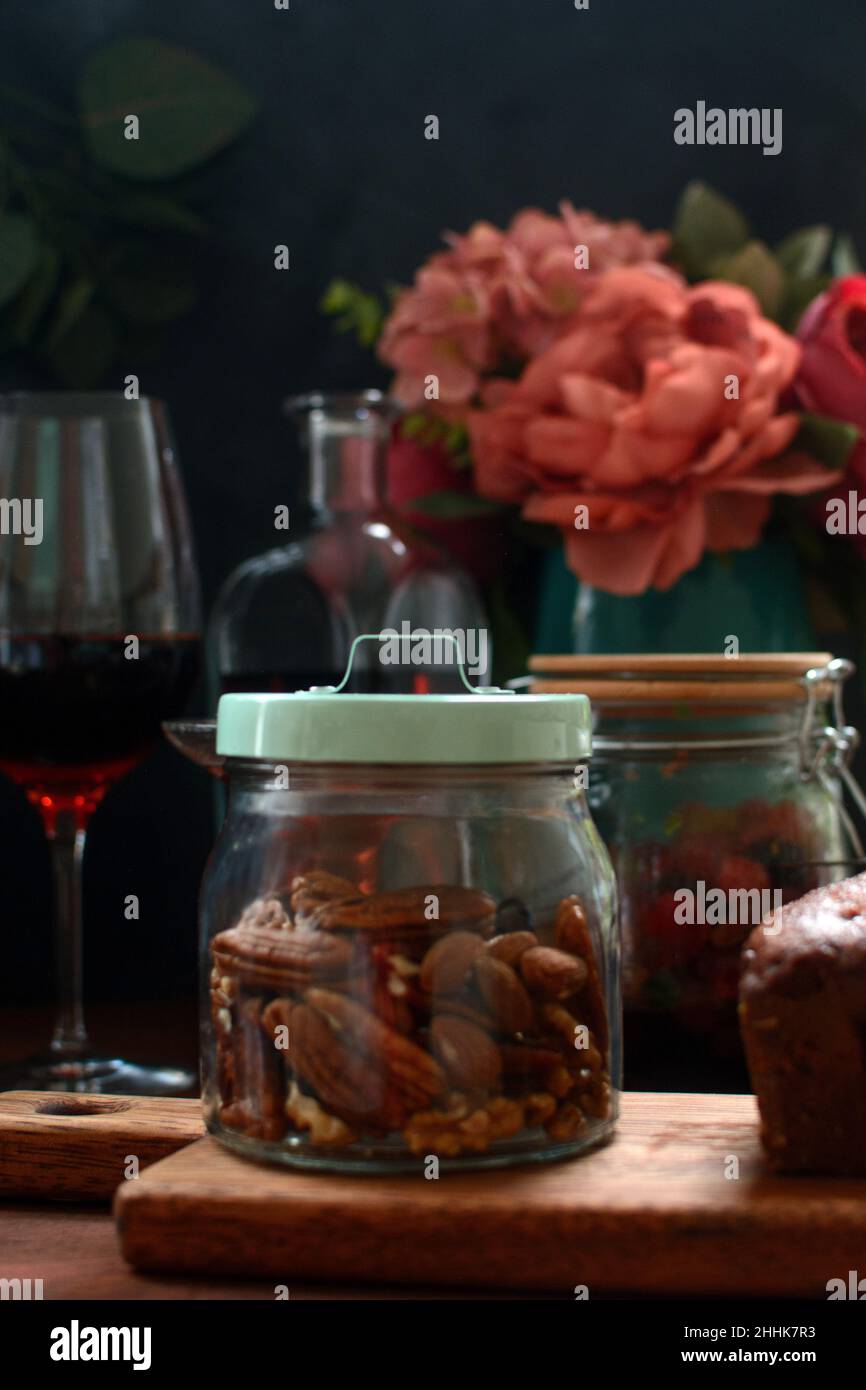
[0,1001,534,1299]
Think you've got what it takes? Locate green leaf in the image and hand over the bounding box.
[47,303,116,387]
[0,212,39,308]
[399,411,430,440]
[442,421,470,455]
[778,274,831,332]
[672,182,750,278]
[8,243,60,344]
[775,225,831,279]
[320,278,384,347]
[406,489,504,519]
[45,275,95,349]
[111,192,207,235]
[398,413,470,459]
[832,233,862,277]
[320,278,355,313]
[710,240,784,317]
[102,243,197,324]
[794,412,859,473]
[79,38,257,180]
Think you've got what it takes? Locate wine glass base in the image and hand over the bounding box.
[0,1054,197,1096]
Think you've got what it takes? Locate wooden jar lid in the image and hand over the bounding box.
[526,653,834,705]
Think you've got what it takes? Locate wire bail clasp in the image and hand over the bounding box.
[323,632,512,696]
[800,658,866,856]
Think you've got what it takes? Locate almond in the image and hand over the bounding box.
[520,946,588,1000]
[429,1015,502,1091]
[554,894,591,955]
[484,930,538,966]
[473,954,534,1034]
[553,896,608,1048]
[420,930,485,994]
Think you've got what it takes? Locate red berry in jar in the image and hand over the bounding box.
[715,855,771,896]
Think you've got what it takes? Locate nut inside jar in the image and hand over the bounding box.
[208,872,612,1163]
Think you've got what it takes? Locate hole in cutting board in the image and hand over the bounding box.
[34,1098,131,1117]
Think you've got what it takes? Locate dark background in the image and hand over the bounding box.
[1,0,865,1008]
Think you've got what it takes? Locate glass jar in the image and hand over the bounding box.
[199,646,618,1171]
[209,391,490,696]
[527,654,862,1066]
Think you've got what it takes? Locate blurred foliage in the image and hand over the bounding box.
[672,180,861,329]
[0,37,255,386]
[319,279,386,348]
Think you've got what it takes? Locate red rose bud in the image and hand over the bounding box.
[796,274,866,554]
[796,275,866,428]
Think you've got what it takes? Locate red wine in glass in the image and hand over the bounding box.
[0,633,200,825]
[0,393,202,1093]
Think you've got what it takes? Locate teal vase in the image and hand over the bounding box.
[535,538,816,654]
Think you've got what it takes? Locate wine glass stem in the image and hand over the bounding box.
[48,808,90,1058]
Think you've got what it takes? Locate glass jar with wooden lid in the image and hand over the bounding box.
[526,653,864,1068]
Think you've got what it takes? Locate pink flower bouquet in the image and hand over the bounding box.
[323,183,859,599]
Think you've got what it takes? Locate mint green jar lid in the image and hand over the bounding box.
[216,689,591,764]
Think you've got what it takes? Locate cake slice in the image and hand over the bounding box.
[739,871,866,1175]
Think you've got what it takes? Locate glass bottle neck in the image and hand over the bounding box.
[305,417,388,514]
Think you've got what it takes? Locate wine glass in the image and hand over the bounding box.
[0,393,201,1093]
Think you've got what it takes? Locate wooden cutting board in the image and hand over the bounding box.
[114,1092,866,1295]
[0,1091,205,1200]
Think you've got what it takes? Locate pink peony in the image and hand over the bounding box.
[379,205,670,408]
[468,268,832,595]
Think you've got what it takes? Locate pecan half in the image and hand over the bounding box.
[306,988,446,1114]
[289,1002,389,1123]
[473,954,534,1034]
[311,884,496,935]
[237,896,291,932]
[219,997,286,1141]
[290,871,361,926]
[211,921,353,991]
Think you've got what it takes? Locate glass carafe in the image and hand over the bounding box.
[210,391,490,696]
